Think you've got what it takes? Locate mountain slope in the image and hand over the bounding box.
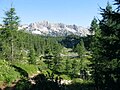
[19,21,90,36]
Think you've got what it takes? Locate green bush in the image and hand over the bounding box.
[0,60,21,84]
[72,78,93,84]
[42,69,52,75]
[37,60,47,71]
[60,74,71,80]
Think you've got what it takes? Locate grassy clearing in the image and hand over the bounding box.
[12,63,39,76]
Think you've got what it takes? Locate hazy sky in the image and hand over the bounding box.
[0,0,114,27]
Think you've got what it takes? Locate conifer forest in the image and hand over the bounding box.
[0,0,120,90]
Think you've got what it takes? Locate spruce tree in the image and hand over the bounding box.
[91,2,120,89]
[28,48,36,64]
[71,59,79,78]
[90,17,102,90]
[89,17,98,35]
[65,59,72,74]
[76,39,86,59]
[2,7,20,61]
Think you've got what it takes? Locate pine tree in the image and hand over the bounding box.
[71,59,79,78]
[89,17,98,35]
[65,59,72,74]
[114,0,120,11]
[91,2,120,89]
[76,39,86,59]
[53,56,62,73]
[2,7,20,61]
[28,48,36,64]
[100,2,120,89]
[90,17,102,90]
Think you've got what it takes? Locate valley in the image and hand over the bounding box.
[0,1,120,89]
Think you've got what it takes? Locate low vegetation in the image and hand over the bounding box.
[0,60,21,84]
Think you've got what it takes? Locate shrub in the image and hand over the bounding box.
[60,74,71,80]
[0,60,21,84]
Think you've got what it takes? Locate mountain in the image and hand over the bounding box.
[20,21,90,36]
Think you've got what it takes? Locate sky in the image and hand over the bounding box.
[0,0,115,27]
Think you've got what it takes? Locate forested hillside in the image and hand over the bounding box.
[0,0,120,90]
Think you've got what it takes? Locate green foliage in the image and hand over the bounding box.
[61,34,80,48]
[28,48,36,64]
[72,78,92,84]
[0,60,21,84]
[3,8,19,30]
[89,17,98,34]
[60,74,71,80]
[67,79,94,90]
[71,59,79,77]
[1,7,20,61]
[0,2,118,90]
[37,60,47,71]
[52,56,65,74]
[75,39,86,58]
[13,63,38,76]
[65,59,72,74]
[0,9,64,61]
[90,1,120,89]
[15,78,32,90]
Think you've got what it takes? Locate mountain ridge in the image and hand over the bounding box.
[19,21,90,36]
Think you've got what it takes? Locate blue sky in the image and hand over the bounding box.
[0,0,114,27]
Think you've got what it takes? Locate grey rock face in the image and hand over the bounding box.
[19,21,90,36]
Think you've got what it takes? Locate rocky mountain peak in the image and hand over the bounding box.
[19,21,91,36]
